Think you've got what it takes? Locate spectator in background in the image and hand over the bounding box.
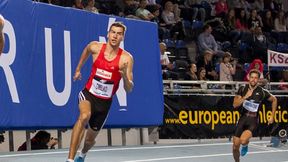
[220,52,236,82]
[224,9,241,45]
[215,0,228,19]
[235,8,249,32]
[0,132,4,144]
[278,70,288,90]
[253,0,264,12]
[148,4,169,40]
[244,59,268,85]
[136,0,154,21]
[184,63,201,89]
[160,42,173,79]
[283,0,288,12]
[172,2,182,22]
[197,67,210,89]
[251,27,271,62]
[248,9,263,30]
[265,0,282,13]
[18,131,58,151]
[0,14,4,56]
[198,67,207,81]
[73,0,84,10]
[160,42,173,69]
[235,8,251,43]
[274,10,287,32]
[235,0,251,14]
[185,63,198,80]
[244,59,263,81]
[273,10,288,43]
[197,50,218,80]
[161,1,185,40]
[262,10,274,33]
[162,1,181,23]
[198,24,225,57]
[183,0,206,22]
[121,0,139,19]
[85,0,99,13]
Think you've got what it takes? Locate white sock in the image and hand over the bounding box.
[66,159,74,162]
[79,151,87,158]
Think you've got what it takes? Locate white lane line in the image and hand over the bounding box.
[122,149,288,162]
[0,141,270,158]
[250,143,280,151]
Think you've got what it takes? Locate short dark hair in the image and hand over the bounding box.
[249,69,261,78]
[203,24,211,31]
[109,22,126,34]
[34,131,51,142]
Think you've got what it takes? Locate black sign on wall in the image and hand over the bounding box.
[160,95,288,139]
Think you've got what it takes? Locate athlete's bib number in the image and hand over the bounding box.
[90,78,114,98]
[243,100,260,112]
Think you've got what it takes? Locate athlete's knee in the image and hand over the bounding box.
[233,142,240,151]
[240,136,249,145]
[240,138,249,145]
[78,112,91,123]
[78,101,92,123]
[233,137,241,150]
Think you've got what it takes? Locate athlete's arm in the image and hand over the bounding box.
[73,41,98,81]
[233,95,246,108]
[0,15,5,56]
[233,88,253,108]
[120,53,134,93]
[267,94,277,124]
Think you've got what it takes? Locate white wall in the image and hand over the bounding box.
[0,128,151,152]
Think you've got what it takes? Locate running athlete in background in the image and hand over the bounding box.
[232,69,277,162]
[66,22,134,162]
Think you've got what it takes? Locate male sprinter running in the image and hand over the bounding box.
[66,22,134,162]
[233,69,277,162]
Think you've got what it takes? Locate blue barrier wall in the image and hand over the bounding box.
[0,0,163,130]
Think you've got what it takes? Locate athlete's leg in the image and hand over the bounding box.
[68,100,91,160]
[79,107,109,155]
[74,128,99,162]
[240,130,252,156]
[233,136,241,162]
[81,127,99,153]
[233,116,246,162]
[240,130,253,145]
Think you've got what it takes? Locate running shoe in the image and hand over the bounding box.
[240,145,248,156]
[75,156,85,162]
